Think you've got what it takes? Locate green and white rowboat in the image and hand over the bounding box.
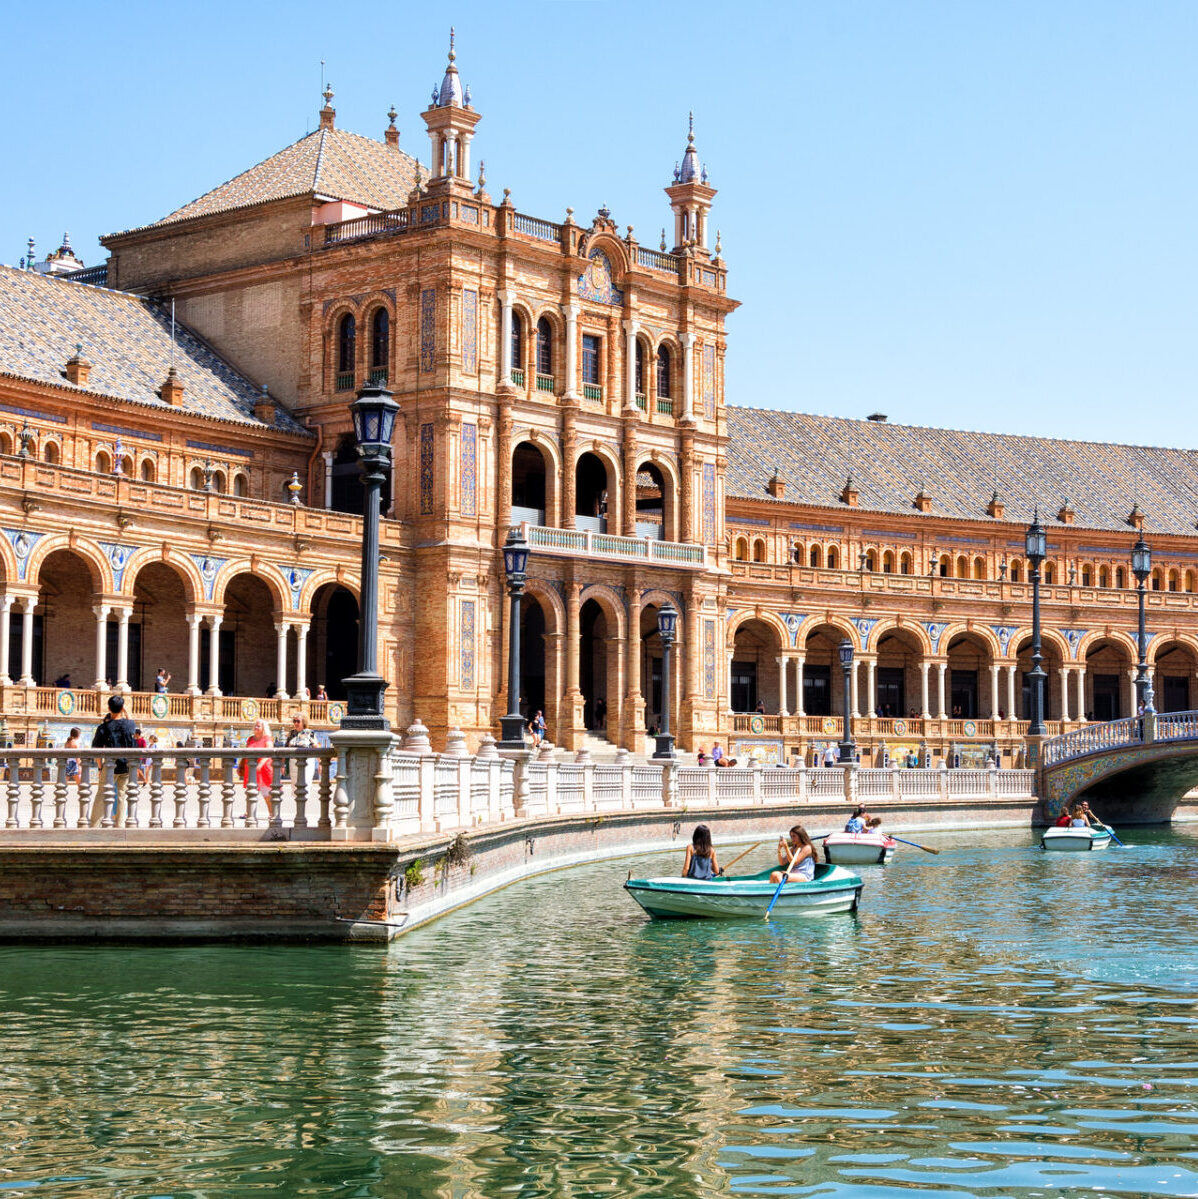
[1041,825,1113,852]
[624,863,864,920]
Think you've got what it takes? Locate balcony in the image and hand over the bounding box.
[511,368,525,387]
[368,367,388,385]
[635,393,647,410]
[335,372,355,392]
[656,397,674,416]
[535,373,555,394]
[582,383,603,402]
[522,523,706,568]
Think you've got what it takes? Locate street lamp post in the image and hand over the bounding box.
[340,383,400,730]
[838,638,856,765]
[652,602,679,760]
[1025,511,1048,736]
[1132,534,1154,715]
[498,528,531,749]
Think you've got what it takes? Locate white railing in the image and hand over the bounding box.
[0,743,1037,837]
[1042,716,1143,765]
[523,523,706,567]
[1155,710,1198,743]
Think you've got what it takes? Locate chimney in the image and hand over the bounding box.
[1057,499,1075,525]
[161,366,184,406]
[914,488,933,513]
[766,465,786,499]
[1128,503,1144,531]
[839,475,859,507]
[384,105,399,147]
[253,383,277,424]
[987,490,1005,519]
[65,344,91,386]
[867,412,888,422]
[319,84,335,131]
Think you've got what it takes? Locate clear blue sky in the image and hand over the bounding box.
[6,1,1197,447]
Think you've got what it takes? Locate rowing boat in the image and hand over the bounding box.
[624,863,864,920]
[823,831,897,865]
[1041,825,1113,852]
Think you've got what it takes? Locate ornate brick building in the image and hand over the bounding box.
[3,35,1196,762]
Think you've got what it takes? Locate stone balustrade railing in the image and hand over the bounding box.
[0,729,1037,837]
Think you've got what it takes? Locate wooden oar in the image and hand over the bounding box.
[764,844,803,920]
[887,835,940,855]
[718,841,762,875]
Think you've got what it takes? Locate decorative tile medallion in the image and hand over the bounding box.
[576,251,624,306]
[781,612,807,647]
[460,422,477,517]
[853,617,877,648]
[189,554,227,602]
[2,529,44,582]
[1062,628,1088,659]
[702,344,716,419]
[923,621,949,653]
[280,565,313,611]
[98,541,136,591]
[461,288,478,373]
[992,624,1020,656]
[420,288,436,373]
[460,600,475,690]
[420,423,434,514]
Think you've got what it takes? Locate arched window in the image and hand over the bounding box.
[370,308,389,381]
[956,555,968,578]
[0,432,11,455]
[882,550,894,574]
[233,473,248,497]
[43,441,59,465]
[1081,565,1092,586]
[827,547,839,569]
[865,549,877,571]
[973,557,986,580]
[189,466,205,490]
[809,545,821,568]
[1152,568,1163,592]
[139,458,155,483]
[95,450,111,474]
[792,543,803,564]
[510,313,524,381]
[1044,564,1055,585]
[939,555,951,578]
[734,537,748,561]
[752,539,766,563]
[211,470,227,494]
[899,552,912,575]
[336,313,356,388]
[1009,561,1021,582]
[1187,571,1195,593]
[634,340,645,401]
[656,346,672,399]
[536,317,553,381]
[1116,566,1126,589]
[1169,570,1179,592]
[1099,566,1110,588]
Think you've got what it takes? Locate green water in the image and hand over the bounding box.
[3,828,1198,1197]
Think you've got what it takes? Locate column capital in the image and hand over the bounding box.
[92,604,111,620]
[680,330,696,348]
[622,317,639,335]
[561,302,580,320]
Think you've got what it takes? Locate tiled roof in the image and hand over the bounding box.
[142,126,419,230]
[726,406,1198,537]
[0,266,309,436]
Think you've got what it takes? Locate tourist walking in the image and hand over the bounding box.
[529,710,546,747]
[286,714,317,787]
[63,727,81,785]
[89,696,137,827]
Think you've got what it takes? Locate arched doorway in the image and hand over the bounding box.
[221,574,279,698]
[945,633,995,718]
[636,464,668,541]
[132,562,191,695]
[1015,635,1066,721]
[1083,638,1132,721]
[308,583,359,701]
[875,628,924,718]
[512,442,551,526]
[1152,641,1197,712]
[574,452,609,533]
[800,623,851,717]
[519,595,547,724]
[730,619,783,712]
[35,549,101,688]
[579,598,608,734]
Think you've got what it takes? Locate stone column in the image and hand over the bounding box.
[1006,664,1017,720]
[626,588,642,701]
[0,594,13,686]
[990,664,1000,719]
[623,319,638,411]
[679,429,695,543]
[186,613,202,696]
[866,658,877,717]
[726,650,735,712]
[795,654,805,717]
[1127,668,1137,717]
[274,623,289,699]
[850,659,860,718]
[561,409,577,531]
[777,656,788,716]
[115,607,131,692]
[920,661,931,719]
[499,290,513,385]
[937,662,948,719]
[93,604,111,691]
[207,615,223,697]
[562,303,579,400]
[1058,667,1071,722]
[296,623,310,698]
[1076,667,1087,722]
[497,400,513,532]
[19,596,35,687]
[622,421,638,537]
[680,331,695,421]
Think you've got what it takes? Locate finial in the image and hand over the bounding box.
[415,161,423,189]
[626,225,634,240]
[477,159,486,189]
[387,105,397,126]
[448,26,456,63]
[61,232,71,250]
[660,228,667,251]
[701,165,709,183]
[464,84,472,106]
[714,229,722,255]
[18,421,31,459]
[432,83,440,104]
[673,161,680,182]
[322,84,334,108]
[74,342,83,356]
[287,471,303,506]
[598,202,610,220]
[688,110,694,143]
[25,237,34,270]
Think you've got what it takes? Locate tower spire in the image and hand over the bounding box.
[665,112,716,255]
[423,29,481,185]
[319,83,335,130]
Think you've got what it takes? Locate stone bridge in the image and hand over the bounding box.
[1040,711,1198,823]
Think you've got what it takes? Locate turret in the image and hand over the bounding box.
[664,113,716,255]
[421,28,481,188]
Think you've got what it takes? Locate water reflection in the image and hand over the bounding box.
[1,828,1197,1196]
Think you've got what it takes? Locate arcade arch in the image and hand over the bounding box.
[1150,639,1197,713]
[307,583,359,702]
[1082,636,1135,722]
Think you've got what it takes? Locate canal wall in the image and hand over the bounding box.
[0,796,1038,942]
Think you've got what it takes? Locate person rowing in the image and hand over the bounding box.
[770,825,818,884]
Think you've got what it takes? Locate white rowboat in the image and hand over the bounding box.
[1041,826,1113,852]
[823,831,897,865]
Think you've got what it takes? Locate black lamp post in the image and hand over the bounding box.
[653,601,679,760]
[1025,511,1048,736]
[340,383,399,730]
[838,638,856,764]
[498,528,531,748]
[1132,533,1154,715]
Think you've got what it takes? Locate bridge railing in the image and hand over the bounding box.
[1153,711,1198,743]
[1042,717,1142,766]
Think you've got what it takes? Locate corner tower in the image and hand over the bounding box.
[421,29,482,193]
[665,114,717,255]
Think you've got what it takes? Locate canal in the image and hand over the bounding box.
[2,827,1198,1197]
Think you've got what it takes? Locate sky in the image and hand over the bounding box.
[5,1,1197,448]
